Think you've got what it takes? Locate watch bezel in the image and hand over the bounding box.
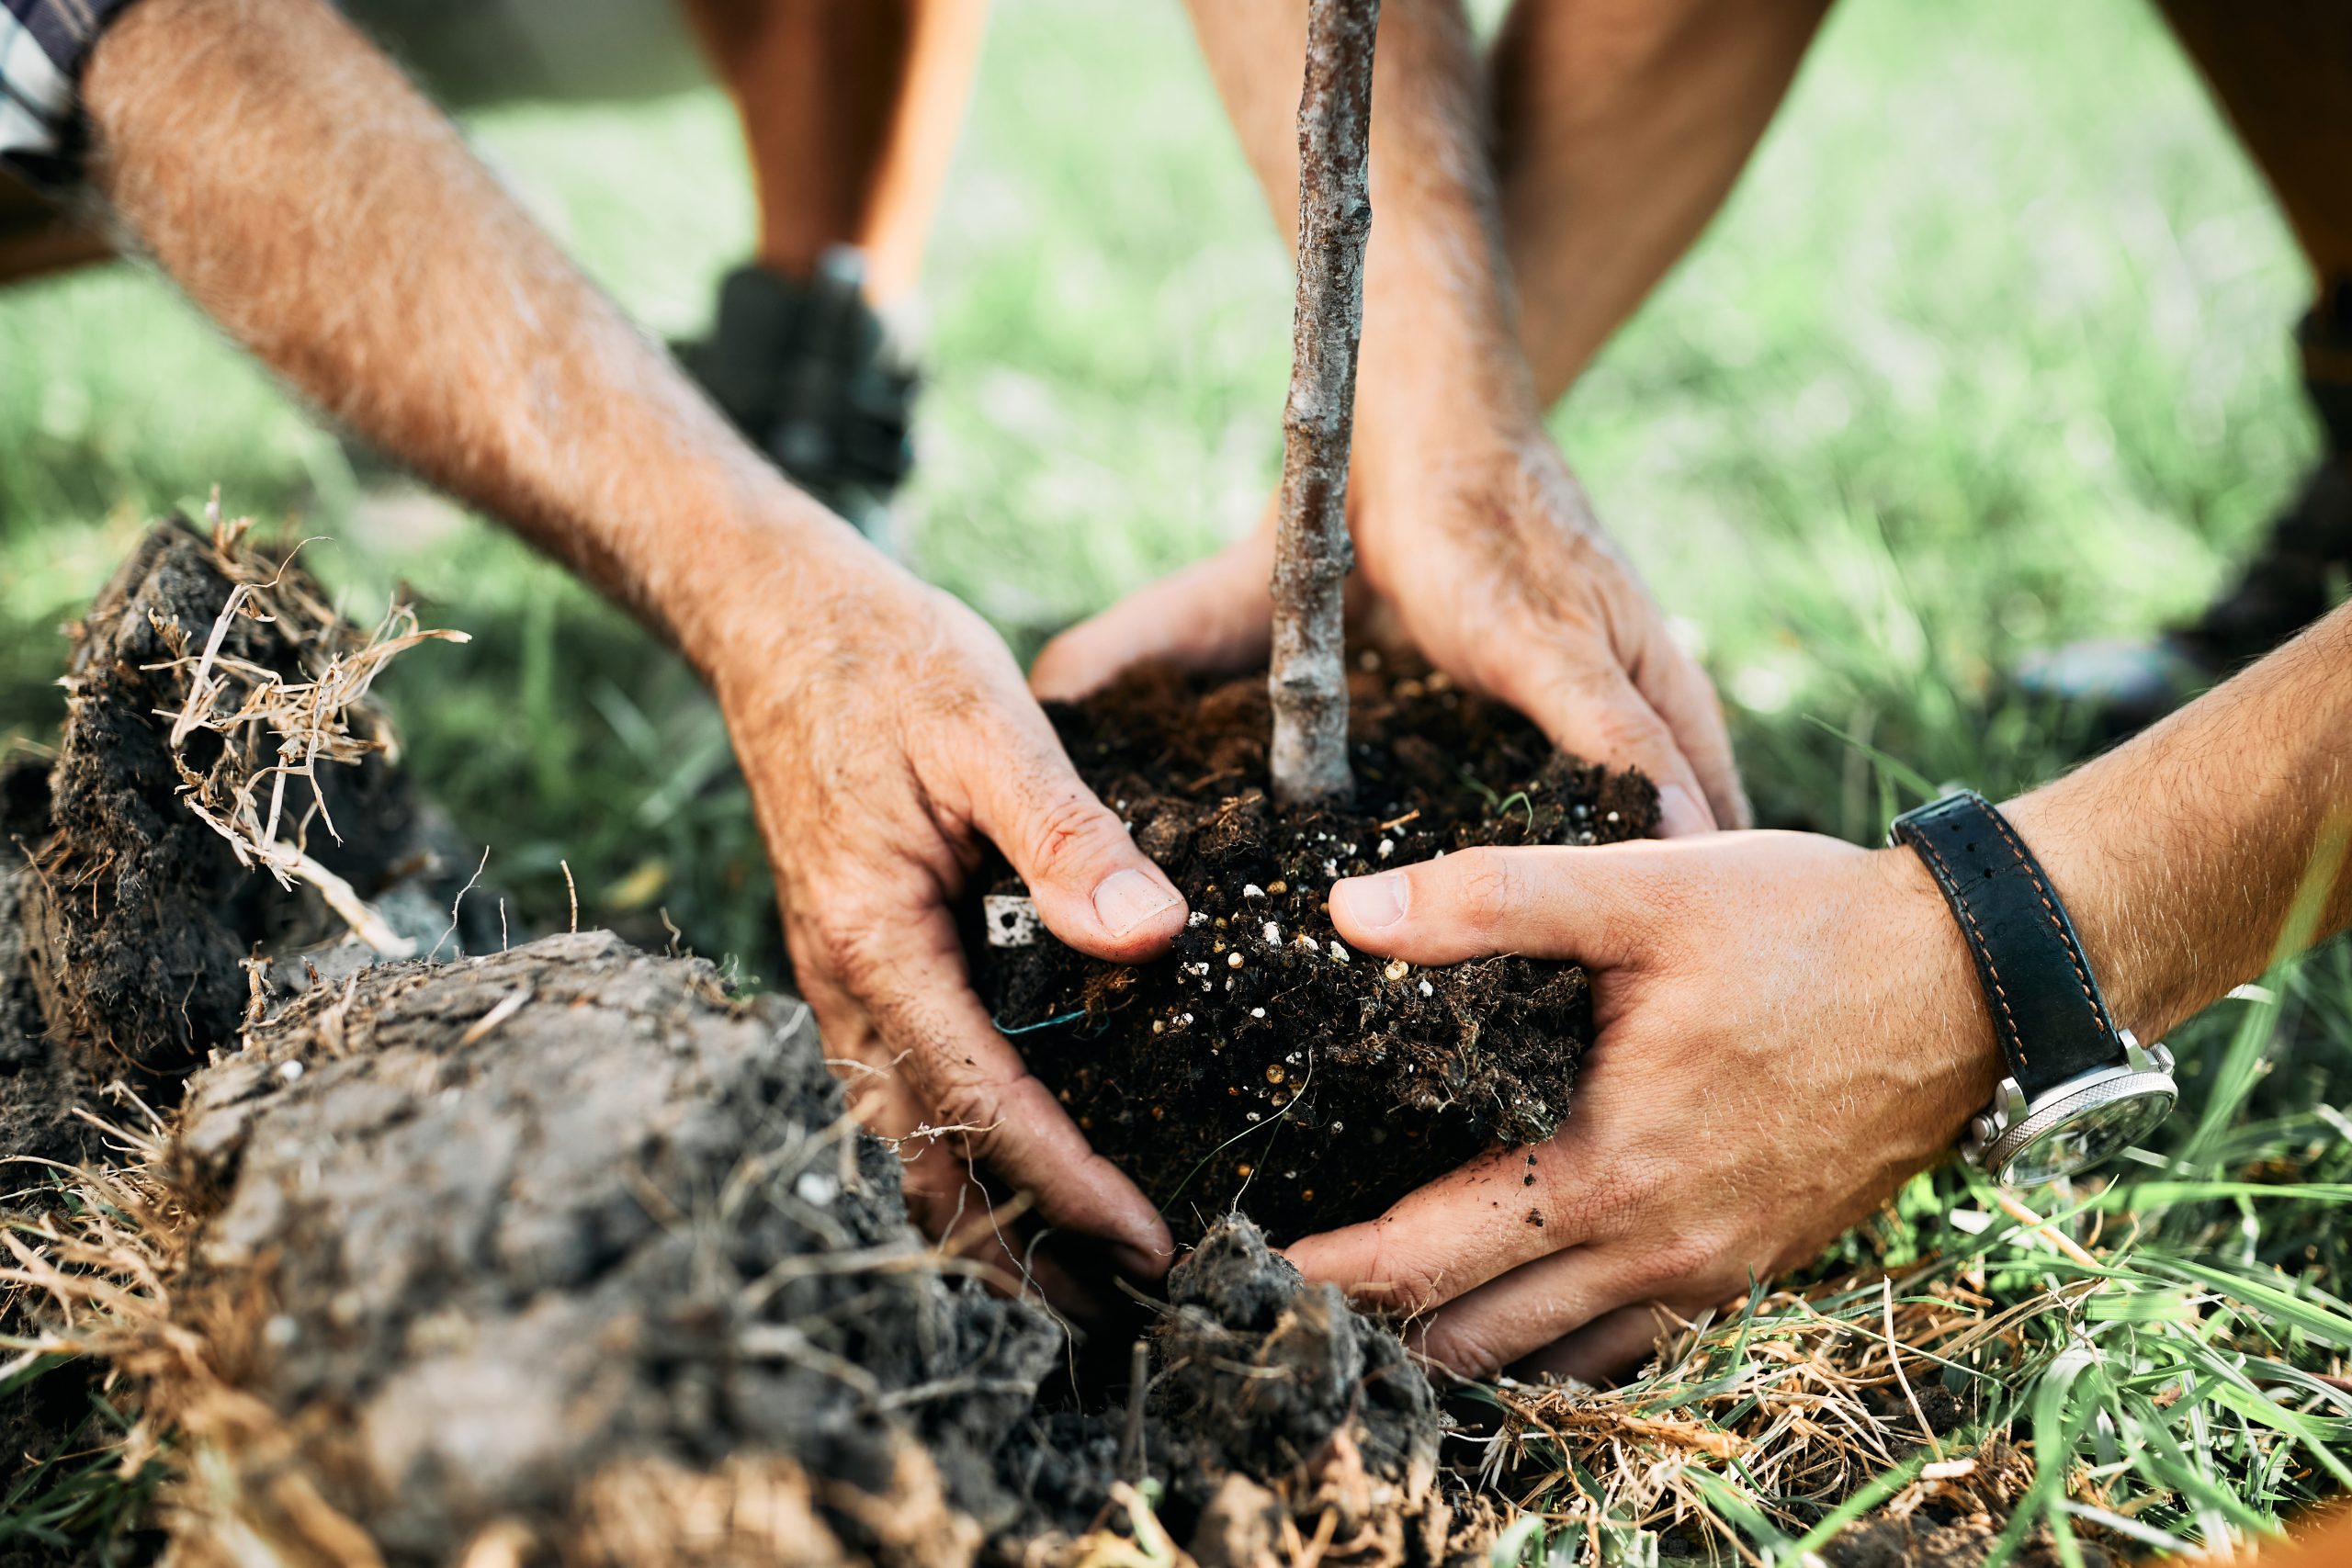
[1965,1032,2177,1187]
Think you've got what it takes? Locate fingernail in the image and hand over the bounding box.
[1658,784,1711,838]
[1333,872,1408,931]
[1093,868,1180,937]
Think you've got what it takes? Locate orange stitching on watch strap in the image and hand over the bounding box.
[1914,830,2028,1070]
[1980,806,2107,1034]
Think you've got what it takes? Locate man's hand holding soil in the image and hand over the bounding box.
[1035,0,1746,838]
[1304,603,2352,1381]
[704,529,1187,1268]
[82,0,1185,1269]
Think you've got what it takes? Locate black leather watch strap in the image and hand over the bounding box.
[1891,791,2124,1097]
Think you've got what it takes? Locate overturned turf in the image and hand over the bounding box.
[146,932,1480,1565]
[7,522,446,1145]
[163,931,1066,1563]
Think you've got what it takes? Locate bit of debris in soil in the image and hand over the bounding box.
[974,658,1657,1244]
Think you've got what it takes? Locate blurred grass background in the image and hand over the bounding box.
[6,2,2352,1557]
[0,0,2320,960]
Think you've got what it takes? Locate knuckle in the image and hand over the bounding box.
[927,1071,1012,1162]
[1360,1224,1451,1315]
[1020,785,1117,881]
[1633,1232,1721,1294]
[1506,645,1613,713]
[1444,849,1518,935]
[1586,698,1675,764]
[1575,1156,1665,1240]
[1422,1314,1508,1382]
[810,914,891,995]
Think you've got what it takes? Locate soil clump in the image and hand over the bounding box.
[1148,1216,1469,1565]
[975,660,1656,1244]
[162,931,1067,1564]
[5,523,449,1156]
[154,935,1485,1564]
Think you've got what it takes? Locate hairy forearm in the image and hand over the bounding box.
[82,0,855,666]
[1492,0,1828,404]
[1190,0,1825,420]
[2013,604,2352,1042]
[1186,0,1533,440]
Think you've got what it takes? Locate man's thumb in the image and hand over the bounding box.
[975,756,1187,964]
[1327,845,1647,971]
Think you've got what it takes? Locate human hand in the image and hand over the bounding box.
[699,529,1188,1276]
[1290,829,2002,1382]
[1031,425,1745,837]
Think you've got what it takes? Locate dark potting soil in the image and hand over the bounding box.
[973,657,1657,1245]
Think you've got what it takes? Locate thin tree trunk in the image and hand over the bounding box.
[1268,0,1379,808]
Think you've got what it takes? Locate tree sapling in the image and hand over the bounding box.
[1267,0,1379,808]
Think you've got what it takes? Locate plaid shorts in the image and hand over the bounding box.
[1,0,141,186]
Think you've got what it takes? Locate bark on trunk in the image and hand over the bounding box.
[1268,0,1380,808]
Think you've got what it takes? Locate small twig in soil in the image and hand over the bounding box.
[455,986,532,1048]
[1268,0,1379,807]
[1118,1338,1150,1483]
[429,845,491,962]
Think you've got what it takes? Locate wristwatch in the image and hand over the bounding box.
[1890,790,2177,1187]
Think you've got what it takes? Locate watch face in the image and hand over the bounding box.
[1999,1083,2176,1187]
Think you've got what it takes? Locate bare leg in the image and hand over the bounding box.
[1487,0,1831,406]
[0,172,113,286]
[2157,1,2352,315]
[675,0,987,308]
[2153,1,2352,669]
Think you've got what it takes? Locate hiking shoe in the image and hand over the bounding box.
[2010,635,2211,743]
[675,247,918,539]
[2175,454,2352,673]
[2014,288,2352,741]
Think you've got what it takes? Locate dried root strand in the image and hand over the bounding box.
[155,521,468,957]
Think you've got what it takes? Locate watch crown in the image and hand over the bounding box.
[2119,1030,2176,1075]
[1970,1113,1999,1147]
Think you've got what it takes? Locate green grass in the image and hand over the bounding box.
[1,0,2346,1559]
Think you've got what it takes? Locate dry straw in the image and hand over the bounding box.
[154,498,467,957]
